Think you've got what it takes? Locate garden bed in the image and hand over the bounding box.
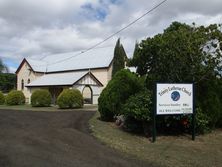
[90,111,222,167]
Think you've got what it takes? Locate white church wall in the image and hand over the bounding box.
[17,61,43,103]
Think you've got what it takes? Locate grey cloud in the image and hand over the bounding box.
[0,0,222,73]
[148,0,222,25]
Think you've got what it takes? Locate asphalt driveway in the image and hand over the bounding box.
[0,109,149,167]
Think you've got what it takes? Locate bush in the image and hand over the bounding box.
[122,90,152,122]
[155,109,210,135]
[31,89,51,107]
[5,90,25,105]
[122,90,152,135]
[196,79,222,129]
[57,89,83,109]
[156,115,189,135]
[0,91,5,105]
[195,108,210,134]
[123,117,144,134]
[98,69,144,121]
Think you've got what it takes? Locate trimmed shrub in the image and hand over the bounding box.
[122,90,152,135]
[98,69,144,121]
[122,90,152,122]
[57,89,83,109]
[0,91,5,105]
[5,90,25,105]
[31,89,51,107]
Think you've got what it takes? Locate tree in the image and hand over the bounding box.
[130,22,222,129]
[0,73,16,93]
[0,59,14,93]
[0,59,8,73]
[128,42,140,67]
[112,38,127,77]
[98,69,144,121]
[131,22,222,83]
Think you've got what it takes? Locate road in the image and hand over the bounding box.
[0,109,150,167]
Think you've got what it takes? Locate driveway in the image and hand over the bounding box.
[0,109,149,167]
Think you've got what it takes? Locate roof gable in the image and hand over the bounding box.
[26,58,47,72]
[75,72,103,86]
[15,58,34,74]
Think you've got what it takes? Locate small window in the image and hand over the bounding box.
[27,79,30,84]
[21,79,24,90]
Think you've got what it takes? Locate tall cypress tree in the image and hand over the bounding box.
[112,38,126,77]
[128,42,140,67]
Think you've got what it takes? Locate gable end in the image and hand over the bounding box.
[74,72,103,87]
[15,58,34,74]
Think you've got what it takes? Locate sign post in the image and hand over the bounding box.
[152,111,156,142]
[153,83,195,142]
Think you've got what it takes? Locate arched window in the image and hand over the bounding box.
[27,79,30,84]
[21,79,24,90]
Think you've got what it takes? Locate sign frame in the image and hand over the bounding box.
[152,83,195,142]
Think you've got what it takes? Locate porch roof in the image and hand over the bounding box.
[26,71,89,87]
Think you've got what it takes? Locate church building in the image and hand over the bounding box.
[15,47,114,104]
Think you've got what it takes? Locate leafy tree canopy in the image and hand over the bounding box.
[129,22,222,128]
[0,73,16,93]
[0,58,16,93]
[130,22,222,85]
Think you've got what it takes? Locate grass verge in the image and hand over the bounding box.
[89,111,222,167]
[0,104,97,112]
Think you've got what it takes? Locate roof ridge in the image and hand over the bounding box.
[41,46,114,61]
[17,47,114,73]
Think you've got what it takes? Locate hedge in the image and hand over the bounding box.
[122,89,152,122]
[0,91,5,105]
[57,89,83,109]
[31,89,51,107]
[5,90,25,105]
[98,69,144,121]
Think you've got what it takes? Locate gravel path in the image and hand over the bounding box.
[0,109,150,167]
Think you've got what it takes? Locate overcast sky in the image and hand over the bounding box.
[0,0,222,73]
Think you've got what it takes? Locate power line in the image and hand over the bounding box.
[82,0,167,53]
[34,0,168,67]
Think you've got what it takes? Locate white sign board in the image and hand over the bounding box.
[156,83,193,115]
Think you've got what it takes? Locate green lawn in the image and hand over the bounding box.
[89,111,222,167]
[0,104,98,112]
